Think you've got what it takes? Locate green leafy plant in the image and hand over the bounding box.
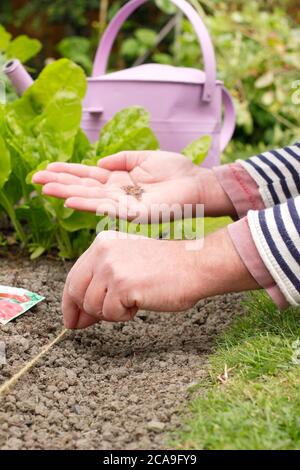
[57,36,93,74]
[0,24,42,101]
[0,57,212,259]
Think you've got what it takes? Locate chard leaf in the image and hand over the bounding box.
[0,25,11,52]
[182,135,212,165]
[60,211,98,232]
[26,160,50,186]
[0,135,11,189]
[97,106,159,158]
[72,129,96,164]
[34,90,82,162]
[6,35,42,63]
[5,90,82,166]
[204,216,232,235]
[22,58,87,112]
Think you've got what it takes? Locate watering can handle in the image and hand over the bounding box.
[92,0,217,103]
[220,87,236,152]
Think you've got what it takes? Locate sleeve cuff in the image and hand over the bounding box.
[228,217,289,310]
[213,163,265,219]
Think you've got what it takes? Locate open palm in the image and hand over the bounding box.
[33,151,207,222]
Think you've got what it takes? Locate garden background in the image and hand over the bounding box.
[2,0,300,153]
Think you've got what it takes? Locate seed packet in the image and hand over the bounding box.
[0,286,45,325]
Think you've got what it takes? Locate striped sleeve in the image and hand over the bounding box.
[238,142,300,208]
[247,196,300,306]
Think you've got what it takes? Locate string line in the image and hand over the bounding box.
[0,328,68,396]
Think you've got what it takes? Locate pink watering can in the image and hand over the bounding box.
[4,0,236,168]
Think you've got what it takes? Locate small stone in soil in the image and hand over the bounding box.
[121,185,144,201]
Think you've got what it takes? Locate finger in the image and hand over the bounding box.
[66,197,121,218]
[74,310,100,330]
[83,276,107,318]
[65,197,146,221]
[42,183,107,200]
[62,288,81,329]
[32,170,103,187]
[64,197,102,213]
[102,289,136,323]
[47,162,109,183]
[62,258,93,329]
[98,151,149,172]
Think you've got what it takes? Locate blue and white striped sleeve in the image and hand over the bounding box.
[235,143,300,306]
[247,196,300,306]
[238,142,300,207]
[215,143,300,307]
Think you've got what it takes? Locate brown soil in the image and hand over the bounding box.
[0,254,245,450]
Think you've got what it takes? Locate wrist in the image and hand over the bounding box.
[195,168,237,218]
[193,228,260,300]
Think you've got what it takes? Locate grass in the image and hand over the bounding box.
[174,292,300,450]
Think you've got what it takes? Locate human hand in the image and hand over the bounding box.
[32,151,235,222]
[62,229,259,330]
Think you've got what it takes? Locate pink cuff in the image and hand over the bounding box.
[213,163,265,218]
[228,217,289,310]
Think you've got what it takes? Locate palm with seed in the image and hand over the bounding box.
[33,151,211,222]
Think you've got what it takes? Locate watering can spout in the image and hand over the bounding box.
[3,59,34,96]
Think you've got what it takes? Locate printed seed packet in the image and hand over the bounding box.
[0,286,45,325]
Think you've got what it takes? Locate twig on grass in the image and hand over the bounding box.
[217,363,236,385]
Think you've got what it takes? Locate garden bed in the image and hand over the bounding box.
[0,252,245,450]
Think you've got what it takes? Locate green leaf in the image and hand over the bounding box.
[182,135,212,165]
[0,25,12,52]
[121,38,141,59]
[5,88,82,166]
[60,211,98,232]
[26,161,50,186]
[204,217,232,235]
[72,129,96,164]
[24,58,87,111]
[155,0,177,15]
[34,90,83,162]
[6,35,42,63]
[57,37,92,74]
[30,245,46,260]
[135,28,157,47]
[0,135,11,189]
[16,202,53,247]
[97,106,159,158]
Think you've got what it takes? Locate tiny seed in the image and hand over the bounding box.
[121,185,145,201]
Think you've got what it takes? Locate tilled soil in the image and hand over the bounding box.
[0,253,245,450]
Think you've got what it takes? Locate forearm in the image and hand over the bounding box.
[197,169,238,218]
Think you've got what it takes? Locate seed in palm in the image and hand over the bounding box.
[121,185,145,201]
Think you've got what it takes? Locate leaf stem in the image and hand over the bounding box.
[0,191,27,244]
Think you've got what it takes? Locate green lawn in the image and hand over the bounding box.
[174,292,300,450]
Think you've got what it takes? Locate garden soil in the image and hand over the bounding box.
[0,253,245,450]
